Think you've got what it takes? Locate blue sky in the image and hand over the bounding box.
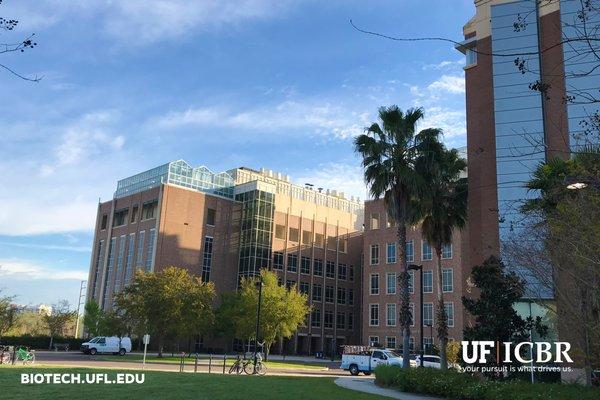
[0,0,473,308]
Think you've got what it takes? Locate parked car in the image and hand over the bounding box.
[341,348,416,375]
[81,336,132,356]
[414,354,463,371]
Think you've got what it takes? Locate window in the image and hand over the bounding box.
[327,236,336,251]
[442,268,453,292]
[442,243,452,259]
[408,270,414,294]
[422,241,432,261]
[300,256,310,274]
[336,313,346,330]
[287,254,298,272]
[409,337,415,351]
[338,263,347,280]
[289,227,299,242]
[275,224,286,240]
[136,230,145,268]
[311,309,321,327]
[348,313,354,330]
[424,337,434,351]
[314,233,324,248]
[349,265,354,282]
[370,213,380,229]
[386,336,396,349]
[423,303,434,326]
[386,303,397,326]
[340,238,348,253]
[313,259,323,276]
[100,214,108,230]
[369,304,379,326]
[326,261,335,278]
[466,46,477,67]
[409,303,415,326]
[324,311,334,329]
[299,282,309,295]
[370,244,379,265]
[124,234,135,283]
[114,235,126,292]
[206,208,216,226]
[369,336,379,346]
[325,286,334,303]
[406,240,414,262]
[286,280,295,289]
[445,302,455,327]
[102,237,116,309]
[273,252,284,270]
[387,273,396,295]
[113,209,129,227]
[387,215,396,228]
[302,230,311,245]
[201,236,213,282]
[145,228,156,271]
[130,205,138,223]
[337,287,346,305]
[423,270,433,293]
[386,243,396,264]
[142,201,158,220]
[370,274,379,295]
[312,284,322,302]
[348,289,354,305]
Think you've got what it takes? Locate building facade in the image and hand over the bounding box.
[86,160,364,355]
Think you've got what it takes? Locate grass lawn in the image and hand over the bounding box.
[95,354,327,370]
[0,366,381,400]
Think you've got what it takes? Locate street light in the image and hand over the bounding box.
[408,264,424,367]
[254,276,264,374]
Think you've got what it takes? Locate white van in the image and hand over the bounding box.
[81,336,132,356]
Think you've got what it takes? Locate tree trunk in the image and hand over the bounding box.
[397,220,411,369]
[49,335,54,351]
[157,335,163,358]
[435,247,448,370]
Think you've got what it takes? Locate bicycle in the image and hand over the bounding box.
[15,346,35,365]
[243,345,267,376]
[229,355,247,374]
[0,346,12,365]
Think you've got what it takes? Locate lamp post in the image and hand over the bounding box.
[254,276,264,374]
[408,264,424,367]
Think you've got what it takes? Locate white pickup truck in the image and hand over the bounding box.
[340,348,415,375]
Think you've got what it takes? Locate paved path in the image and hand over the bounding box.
[335,377,443,400]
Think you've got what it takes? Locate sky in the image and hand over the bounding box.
[0,0,474,308]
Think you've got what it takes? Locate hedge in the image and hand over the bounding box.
[0,336,85,350]
[375,365,599,400]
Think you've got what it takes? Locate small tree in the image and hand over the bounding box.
[43,300,77,349]
[0,292,19,342]
[83,299,104,338]
[462,256,547,378]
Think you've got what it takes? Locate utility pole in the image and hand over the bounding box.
[254,276,264,374]
[74,280,87,338]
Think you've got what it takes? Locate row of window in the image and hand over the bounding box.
[272,252,354,281]
[369,269,454,295]
[310,310,354,330]
[368,302,455,327]
[367,336,437,351]
[100,200,158,230]
[274,225,348,252]
[369,241,452,265]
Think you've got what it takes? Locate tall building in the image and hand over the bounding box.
[86,160,364,355]
[456,0,599,292]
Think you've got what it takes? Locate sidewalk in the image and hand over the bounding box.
[334,377,443,400]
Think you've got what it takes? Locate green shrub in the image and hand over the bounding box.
[374,365,599,400]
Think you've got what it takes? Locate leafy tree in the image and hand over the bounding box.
[354,105,444,367]
[115,266,215,357]
[83,300,104,338]
[462,256,547,378]
[420,146,468,369]
[0,291,19,342]
[43,300,77,349]
[221,270,310,359]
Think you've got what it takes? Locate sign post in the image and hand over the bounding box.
[142,334,150,370]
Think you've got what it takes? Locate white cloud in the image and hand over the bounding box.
[421,107,466,140]
[9,0,302,44]
[423,59,465,71]
[154,100,371,139]
[293,162,367,202]
[0,260,87,281]
[427,75,465,94]
[0,242,90,253]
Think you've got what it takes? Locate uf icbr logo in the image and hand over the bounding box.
[461,341,573,364]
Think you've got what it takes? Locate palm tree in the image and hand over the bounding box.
[420,146,467,370]
[354,105,442,368]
